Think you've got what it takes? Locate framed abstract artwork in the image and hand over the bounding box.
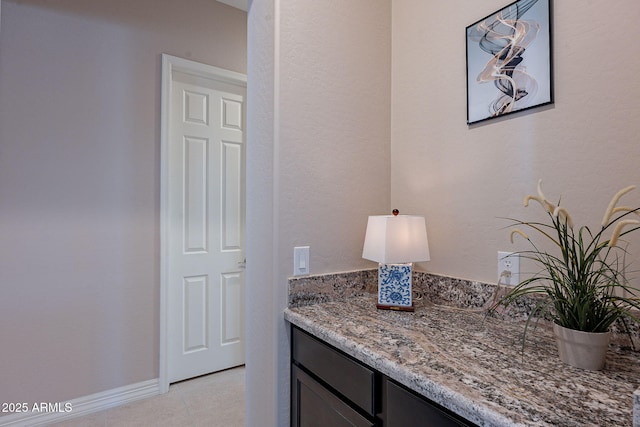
[466,0,553,125]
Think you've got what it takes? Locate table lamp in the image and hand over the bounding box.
[362,210,430,311]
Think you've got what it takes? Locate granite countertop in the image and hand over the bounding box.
[285,293,640,426]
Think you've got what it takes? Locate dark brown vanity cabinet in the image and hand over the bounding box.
[381,378,470,427]
[291,326,476,427]
[291,365,375,427]
[291,326,376,427]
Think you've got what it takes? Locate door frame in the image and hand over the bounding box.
[160,54,247,393]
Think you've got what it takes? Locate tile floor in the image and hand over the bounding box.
[49,366,245,427]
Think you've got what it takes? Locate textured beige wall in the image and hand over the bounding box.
[278,0,392,275]
[246,0,391,425]
[392,0,640,285]
[0,0,246,407]
[250,0,640,424]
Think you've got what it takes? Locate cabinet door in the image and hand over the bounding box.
[292,365,375,427]
[382,378,473,427]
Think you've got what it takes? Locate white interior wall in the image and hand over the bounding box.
[245,0,278,425]
[0,0,246,409]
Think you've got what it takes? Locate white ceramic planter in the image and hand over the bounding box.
[553,323,611,371]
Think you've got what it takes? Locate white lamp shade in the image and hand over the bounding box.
[362,215,430,264]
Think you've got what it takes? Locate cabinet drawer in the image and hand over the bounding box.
[292,327,375,415]
[382,378,475,427]
[292,365,375,427]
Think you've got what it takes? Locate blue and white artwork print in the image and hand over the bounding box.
[378,264,412,307]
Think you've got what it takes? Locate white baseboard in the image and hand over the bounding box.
[0,378,161,427]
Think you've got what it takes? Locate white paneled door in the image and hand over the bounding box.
[167,67,246,383]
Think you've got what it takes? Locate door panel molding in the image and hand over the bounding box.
[160,54,246,393]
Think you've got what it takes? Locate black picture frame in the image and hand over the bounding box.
[466,0,553,125]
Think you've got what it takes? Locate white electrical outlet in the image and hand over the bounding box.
[498,251,519,286]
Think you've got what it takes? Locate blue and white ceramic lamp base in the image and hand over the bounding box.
[376,263,414,312]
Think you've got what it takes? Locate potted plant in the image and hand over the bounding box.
[492,180,640,370]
